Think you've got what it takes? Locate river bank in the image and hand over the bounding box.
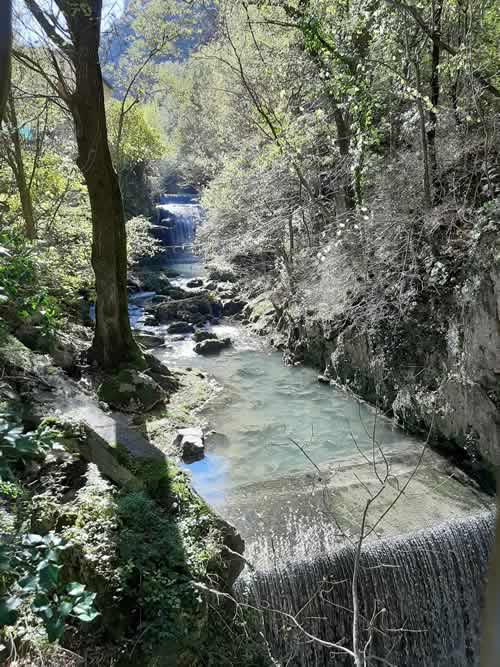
[0,280,262,665]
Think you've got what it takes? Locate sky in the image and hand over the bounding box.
[14,0,127,44]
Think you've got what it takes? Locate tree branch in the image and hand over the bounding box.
[23,0,73,56]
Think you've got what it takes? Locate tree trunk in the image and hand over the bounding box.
[0,0,12,125]
[414,63,432,209]
[6,98,36,240]
[333,107,357,212]
[65,2,141,368]
[427,0,442,202]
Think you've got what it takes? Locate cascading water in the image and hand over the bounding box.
[237,512,494,666]
[155,193,202,255]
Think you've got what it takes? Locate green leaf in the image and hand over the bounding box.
[73,609,100,623]
[38,563,60,590]
[45,615,65,642]
[0,596,21,626]
[58,600,74,617]
[66,582,86,597]
[19,575,38,592]
[32,593,50,612]
[46,549,59,562]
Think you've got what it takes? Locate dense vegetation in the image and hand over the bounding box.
[164,0,499,470]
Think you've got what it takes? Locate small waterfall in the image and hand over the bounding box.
[237,512,494,666]
[155,193,201,255]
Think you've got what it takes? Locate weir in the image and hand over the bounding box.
[238,512,495,667]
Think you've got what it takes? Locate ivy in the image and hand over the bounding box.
[0,532,99,642]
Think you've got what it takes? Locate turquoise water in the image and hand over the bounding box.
[141,258,422,504]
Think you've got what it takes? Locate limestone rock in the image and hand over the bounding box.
[174,427,205,463]
[140,272,172,294]
[216,282,238,298]
[127,274,142,294]
[143,353,180,393]
[165,286,190,300]
[133,332,165,349]
[194,338,231,355]
[193,330,218,343]
[167,321,195,334]
[187,278,204,288]
[222,298,246,316]
[97,369,164,413]
[155,295,212,324]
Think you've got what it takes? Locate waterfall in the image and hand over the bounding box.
[237,512,494,666]
[155,193,201,255]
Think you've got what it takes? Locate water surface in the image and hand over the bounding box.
[150,298,422,505]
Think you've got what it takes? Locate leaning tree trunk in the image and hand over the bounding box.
[66,3,141,368]
[0,0,12,125]
[6,97,36,239]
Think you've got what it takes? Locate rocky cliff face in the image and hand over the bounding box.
[282,266,500,479]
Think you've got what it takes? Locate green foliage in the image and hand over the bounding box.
[107,101,166,172]
[114,488,208,652]
[0,532,98,642]
[0,412,63,481]
[0,230,62,333]
[127,214,162,264]
[0,416,99,645]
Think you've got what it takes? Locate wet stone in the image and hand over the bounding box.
[174,427,205,463]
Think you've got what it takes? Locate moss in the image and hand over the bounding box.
[97,368,164,412]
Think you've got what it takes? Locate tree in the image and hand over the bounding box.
[1,94,36,239]
[23,0,142,369]
[0,0,12,125]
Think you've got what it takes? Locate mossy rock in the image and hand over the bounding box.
[97,369,165,413]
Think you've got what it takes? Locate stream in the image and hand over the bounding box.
[130,195,494,665]
[132,196,490,560]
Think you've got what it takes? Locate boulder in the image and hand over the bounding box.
[133,332,165,349]
[222,298,247,316]
[193,330,218,343]
[186,278,204,288]
[216,282,238,298]
[194,338,231,355]
[167,321,195,334]
[155,295,212,324]
[97,369,164,413]
[173,427,205,463]
[51,335,78,371]
[151,294,169,304]
[127,274,142,294]
[144,353,180,393]
[140,272,172,294]
[165,286,190,300]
